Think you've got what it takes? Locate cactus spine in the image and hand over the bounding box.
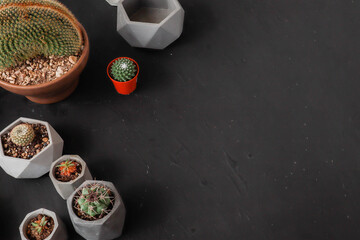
[10,123,35,146]
[75,183,114,219]
[0,0,82,69]
[110,58,137,82]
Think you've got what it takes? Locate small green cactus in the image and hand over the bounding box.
[75,183,114,218]
[10,123,35,146]
[110,58,137,82]
[0,0,82,69]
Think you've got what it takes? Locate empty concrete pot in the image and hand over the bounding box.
[19,208,67,240]
[107,0,185,49]
[67,180,126,240]
[106,0,120,6]
[0,117,64,179]
[50,155,93,200]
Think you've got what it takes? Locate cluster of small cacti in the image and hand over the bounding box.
[75,183,114,218]
[110,58,137,82]
[57,160,77,177]
[10,123,35,146]
[31,215,48,234]
[0,0,82,69]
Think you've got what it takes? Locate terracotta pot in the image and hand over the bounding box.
[0,24,90,104]
[107,57,139,95]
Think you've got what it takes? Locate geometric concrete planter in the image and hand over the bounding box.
[50,155,93,200]
[106,0,120,6]
[107,0,185,49]
[67,180,126,240]
[19,208,67,240]
[0,117,64,179]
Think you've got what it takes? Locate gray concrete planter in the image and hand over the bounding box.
[106,0,120,6]
[107,0,185,49]
[0,117,64,179]
[19,208,67,240]
[50,155,93,200]
[67,180,126,240]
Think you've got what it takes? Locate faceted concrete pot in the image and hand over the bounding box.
[107,0,185,49]
[19,208,67,240]
[0,117,64,179]
[106,0,120,6]
[67,180,126,240]
[50,155,93,200]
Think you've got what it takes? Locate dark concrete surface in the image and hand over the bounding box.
[1,0,360,239]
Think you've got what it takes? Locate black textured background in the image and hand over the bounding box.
[1,0,360,239]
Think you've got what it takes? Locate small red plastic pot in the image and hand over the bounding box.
[107,57,139,95]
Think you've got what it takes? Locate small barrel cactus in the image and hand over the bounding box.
[0,0,82,69]
[110,58,137,82]
[10,123,35,146]
[75,183,114,218]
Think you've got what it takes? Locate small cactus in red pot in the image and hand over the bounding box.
[107,57,139,95]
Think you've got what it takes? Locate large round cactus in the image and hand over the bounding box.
[0,0,82,69]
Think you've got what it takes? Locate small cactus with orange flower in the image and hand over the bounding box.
[57,159,77,177]
[31,216,48,234]
[26,214,54,239]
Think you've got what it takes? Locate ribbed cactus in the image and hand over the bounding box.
[0,0,82,69]
[75,183,114,218]
[110,58,137,82]
[10,123,35,146]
